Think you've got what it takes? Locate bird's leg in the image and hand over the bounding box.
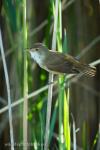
[48,75,58,85]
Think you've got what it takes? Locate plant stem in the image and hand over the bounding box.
[22,0,28,150]
[0,29,14,150]
[44,0,59,149]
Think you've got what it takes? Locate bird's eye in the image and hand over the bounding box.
[36,48,39,51]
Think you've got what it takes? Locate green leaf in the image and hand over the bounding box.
[3,0,17,31]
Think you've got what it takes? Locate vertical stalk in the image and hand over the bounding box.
[44,0,59,150]
[57,1,70,150]
[64,88,70,150]
[0,29,14,150]
[56,1,64,149]
[22,0,28,150]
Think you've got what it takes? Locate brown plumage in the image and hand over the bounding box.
[29,43,96,77]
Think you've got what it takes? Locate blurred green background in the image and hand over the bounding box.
[0,0,100,149]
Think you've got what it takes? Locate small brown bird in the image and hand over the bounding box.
[28,43,96,77]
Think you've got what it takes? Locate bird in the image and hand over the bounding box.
[27,43,96,77]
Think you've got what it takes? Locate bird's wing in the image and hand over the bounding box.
[43,51,96,76]
[44,51,79,74]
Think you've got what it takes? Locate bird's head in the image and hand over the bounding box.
[27,43,48,56]
[26,43,49,64]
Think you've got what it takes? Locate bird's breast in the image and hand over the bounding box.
[30,52,45,66]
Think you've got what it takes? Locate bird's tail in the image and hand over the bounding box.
[77,63,96,77]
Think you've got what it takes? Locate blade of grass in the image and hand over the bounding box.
[63,30,71,150]
[49,100,58,143]
[0,29,14,150]
[57,2,71,149]
[71,114,76,150]
[22,0,28,149]
[92,131,98,150]
[57,0,66,149]
[82,122,88,150]
[39,112,44,150]
[44,0,59,149]
[3,0,17,31]
[64,89,70,150]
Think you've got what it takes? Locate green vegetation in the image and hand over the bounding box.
[0,0,100,150]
